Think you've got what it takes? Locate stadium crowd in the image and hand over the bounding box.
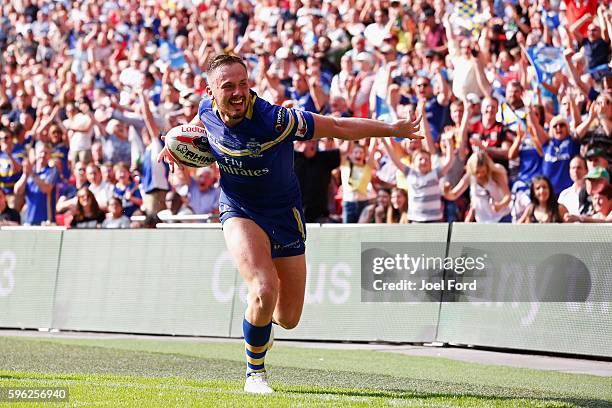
[0,0,610,227]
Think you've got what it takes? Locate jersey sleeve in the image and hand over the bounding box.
[271,105,315,142]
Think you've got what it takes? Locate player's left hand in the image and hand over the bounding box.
[391,116,423,140]
[157,136,184,173]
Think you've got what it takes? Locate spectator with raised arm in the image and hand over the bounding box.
[339,140,377,223]
[14,143,59,225]
[444,151,512,223]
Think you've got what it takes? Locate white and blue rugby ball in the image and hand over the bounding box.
[165,125,216,168]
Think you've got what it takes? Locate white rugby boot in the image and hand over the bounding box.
[244,372,274,394]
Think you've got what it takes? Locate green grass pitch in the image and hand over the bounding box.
[0,335,610,407]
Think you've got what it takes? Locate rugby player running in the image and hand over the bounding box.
[158,55,422,394]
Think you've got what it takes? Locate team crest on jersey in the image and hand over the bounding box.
[246,140,262,156]
[295,110,308,138]
[275,107,288,132]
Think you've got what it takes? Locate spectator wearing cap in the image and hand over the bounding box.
[15,143,59,225]
[558,156,589,216]
[585,147,609,171]
[584,166,611,197]
[568,184,612,223]
[294,139,341,223]
[541,115,586,194]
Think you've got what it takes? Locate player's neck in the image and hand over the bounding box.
[219,111,245,127]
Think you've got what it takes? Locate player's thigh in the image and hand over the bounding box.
[223,217,277,285]
[272,254,307,327]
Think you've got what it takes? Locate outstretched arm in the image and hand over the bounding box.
[312,114,422,142]
[443,173,469,201]
[379,138,408,173]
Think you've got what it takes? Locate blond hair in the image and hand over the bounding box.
[465,151,507,186]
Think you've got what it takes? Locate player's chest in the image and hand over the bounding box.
[205,122,283,163]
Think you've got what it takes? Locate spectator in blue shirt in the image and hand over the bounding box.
[541,116,585,194]
[15,143,59,225]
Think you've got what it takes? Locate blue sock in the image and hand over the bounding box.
[243,318,272,377]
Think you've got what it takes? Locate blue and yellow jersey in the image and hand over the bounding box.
[0,147,26,194]
[198,92,315,213]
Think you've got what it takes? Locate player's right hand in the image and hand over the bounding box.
[391,116,423,140]
[157,136,184,173]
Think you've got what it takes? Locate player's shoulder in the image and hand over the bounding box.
[251,93,292,132]
[198,97,214,116]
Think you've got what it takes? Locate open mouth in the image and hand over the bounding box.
[229,97,244,109]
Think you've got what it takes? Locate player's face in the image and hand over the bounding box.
[207,63,250,124]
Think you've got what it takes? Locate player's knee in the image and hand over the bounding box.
[250,279,279,311]
[275,312,301,330]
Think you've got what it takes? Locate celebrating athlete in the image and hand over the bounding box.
[158,55,422,394]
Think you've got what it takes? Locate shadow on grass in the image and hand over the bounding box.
[281,385,609,408]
